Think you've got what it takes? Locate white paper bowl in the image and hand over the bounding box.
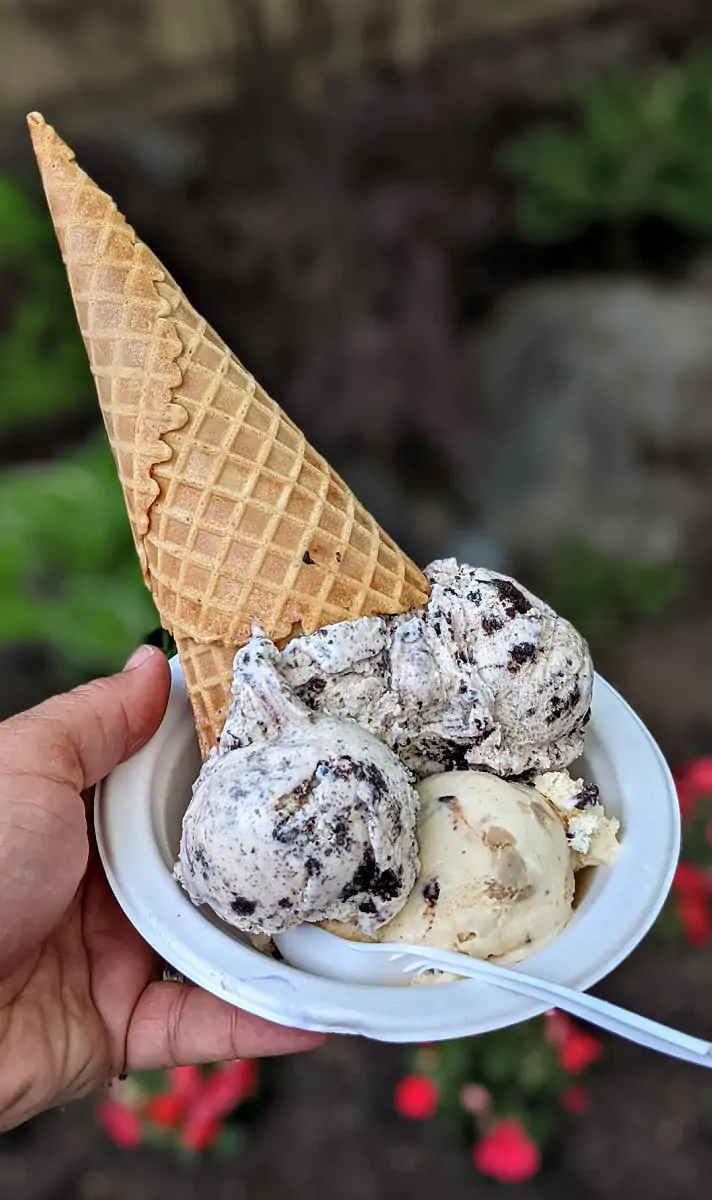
[95,656,680,1043]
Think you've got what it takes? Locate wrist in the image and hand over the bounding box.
[0,1008,26,1132]
[0,957,46,1130]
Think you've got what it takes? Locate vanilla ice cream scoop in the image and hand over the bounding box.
[375,770,575,962]
[281,559,593,778]
[175,634,419,937]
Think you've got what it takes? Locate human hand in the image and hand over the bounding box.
[0,645,323,1131]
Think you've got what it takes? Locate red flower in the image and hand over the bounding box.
[558,1029,603,1074]
[97,1100,142,1149]
[394,1074,439,1120]
[181,1116,223,1152]
[473,1118,541,1183]
[676,892,712,947]
[144,1092,186,1129]
[217,1059,258,1104]
[187,1060,258,1124]
[673,862,710,898]
[675,758,712,816]
[561,1085,590,1113]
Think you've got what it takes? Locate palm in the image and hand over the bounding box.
[0,793,155,1126]
[0,653,322,1132]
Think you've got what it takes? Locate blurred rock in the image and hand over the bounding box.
[0,0,624,121]
[598,609,712,765]
[468,279,712,564]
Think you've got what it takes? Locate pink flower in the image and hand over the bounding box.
[170,1065,202,1100]
[558,1029,603,1074]
[544,1009,573,1046]
[394,1074,439,1120]
[561,1085,590,1113]
[97,1100,142,1149]
[459,1083,492,1117]
[473,1118,541,1183]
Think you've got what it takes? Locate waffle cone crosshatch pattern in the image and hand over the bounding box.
[27,112,429,754]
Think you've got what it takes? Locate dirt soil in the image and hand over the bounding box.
[2,936,712,1200]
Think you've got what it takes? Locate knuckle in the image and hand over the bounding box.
[0,708,81,789]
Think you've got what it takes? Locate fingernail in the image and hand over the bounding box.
[123,644,157,671]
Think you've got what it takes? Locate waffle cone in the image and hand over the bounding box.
[28,113,430,756]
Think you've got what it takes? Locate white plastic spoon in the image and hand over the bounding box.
[275,931,712,1067]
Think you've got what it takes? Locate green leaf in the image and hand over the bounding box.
[215,1126,243,1157]
[130,1070,171,1096]
[543,540,684,648]
[654,901,684,943]
[0,178,52,259]
[0,173,92,438]
[0,433,158,672]
[501,52,712,252]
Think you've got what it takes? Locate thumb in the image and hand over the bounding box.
[3,646,171,791]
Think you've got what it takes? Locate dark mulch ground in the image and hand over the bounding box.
[2,937,712,1200]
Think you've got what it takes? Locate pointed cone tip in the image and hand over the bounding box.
[26,112,76,175]
[27,110,48,151]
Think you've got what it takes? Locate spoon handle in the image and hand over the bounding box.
[398,948,712,1068]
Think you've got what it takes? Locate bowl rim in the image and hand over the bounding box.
[95,655,680,1043]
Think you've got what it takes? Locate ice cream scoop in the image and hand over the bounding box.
[281,559,594,778]
[174,634,420,936]
[370,770,577,963]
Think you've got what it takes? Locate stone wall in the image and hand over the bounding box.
[1,0,616,123]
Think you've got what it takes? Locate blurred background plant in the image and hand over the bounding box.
[395,1013,602,1184]
[0,436,157,676]
[97,1061,260,1157]
[502,52,712,261]
[543,540,685,647]
[0,175,90,437]
[657,757,712,947]
[0,176,157,676]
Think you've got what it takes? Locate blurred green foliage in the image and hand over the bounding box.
[0,434,158,674]
[544,540,685,647]
[0,176,92,435]
[0,174,157,673]
[502,53,712,248]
